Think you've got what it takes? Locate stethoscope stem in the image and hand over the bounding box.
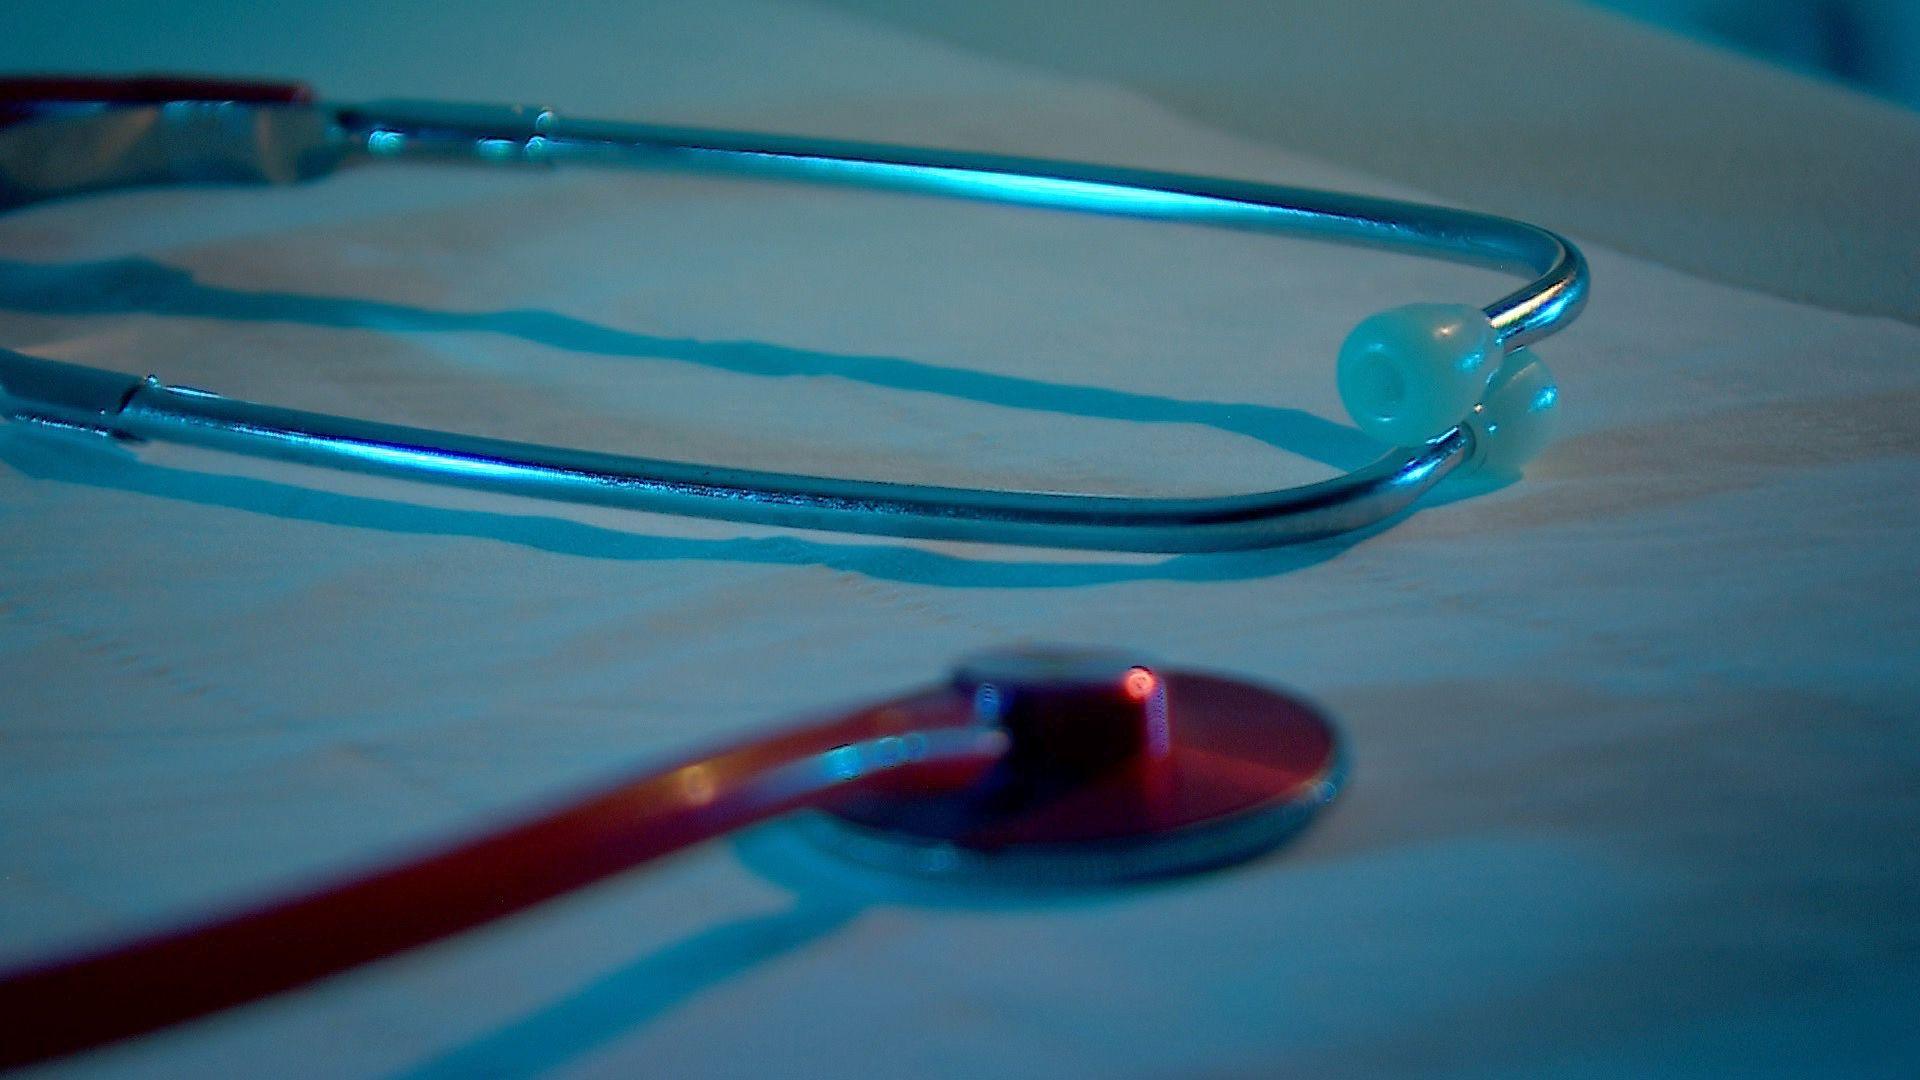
[0,707,1004,1068]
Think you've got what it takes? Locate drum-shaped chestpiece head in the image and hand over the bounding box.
[954,647,1169,786]
[809,646,1344,883]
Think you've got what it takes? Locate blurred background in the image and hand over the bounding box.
[1590,0,1920,107]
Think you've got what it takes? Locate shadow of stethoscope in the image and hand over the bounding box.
[393,819,1203,1079]
[0,259,1501,1069]
[392,884,865,1079]
[0,254,1377,469]
[0,256,1504,586]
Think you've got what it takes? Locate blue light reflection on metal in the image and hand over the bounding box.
[346,104,1586,348]
[0,93,1592,552]
[706,150,1252,220]
[248,431,535,485]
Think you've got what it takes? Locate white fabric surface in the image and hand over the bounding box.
[821,0,1920,323]
[2,2,1917,1077]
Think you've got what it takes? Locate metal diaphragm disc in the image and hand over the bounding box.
[803,649,1345,885]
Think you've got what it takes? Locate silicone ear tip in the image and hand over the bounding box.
[1336,303,1500,446]
[1464,348,1559,476]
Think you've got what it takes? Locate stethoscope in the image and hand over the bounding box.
[0,75,1588,1067]
[0,75,1588,553]
[1,645,1340,1067]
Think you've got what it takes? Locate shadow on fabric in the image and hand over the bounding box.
[0,426,1395,587]
[0,256,1379,469]
[392,894,863,1079]
[0,257,1502,584]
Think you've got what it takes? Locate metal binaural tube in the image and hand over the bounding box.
[0,84,1588,552]
[334,99,1588,350]
[95,374,1467,552]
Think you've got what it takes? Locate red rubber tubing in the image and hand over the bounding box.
[0,696,1001,1068]
[0,74,313,130]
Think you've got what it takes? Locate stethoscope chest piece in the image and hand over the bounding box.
[803,647,1345,884]
[0,644,1343,1065]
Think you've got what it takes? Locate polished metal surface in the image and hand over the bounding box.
[0,90,1591,552]
[806,649,1346,884]
[0,102,341,210]
[0,349,1468,552]
[334,98,1587,350]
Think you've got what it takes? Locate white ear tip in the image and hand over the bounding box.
[1464,349,1559,476]
[1336,303,1500,446]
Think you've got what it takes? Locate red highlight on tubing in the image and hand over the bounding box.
[0,693,999,1068]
